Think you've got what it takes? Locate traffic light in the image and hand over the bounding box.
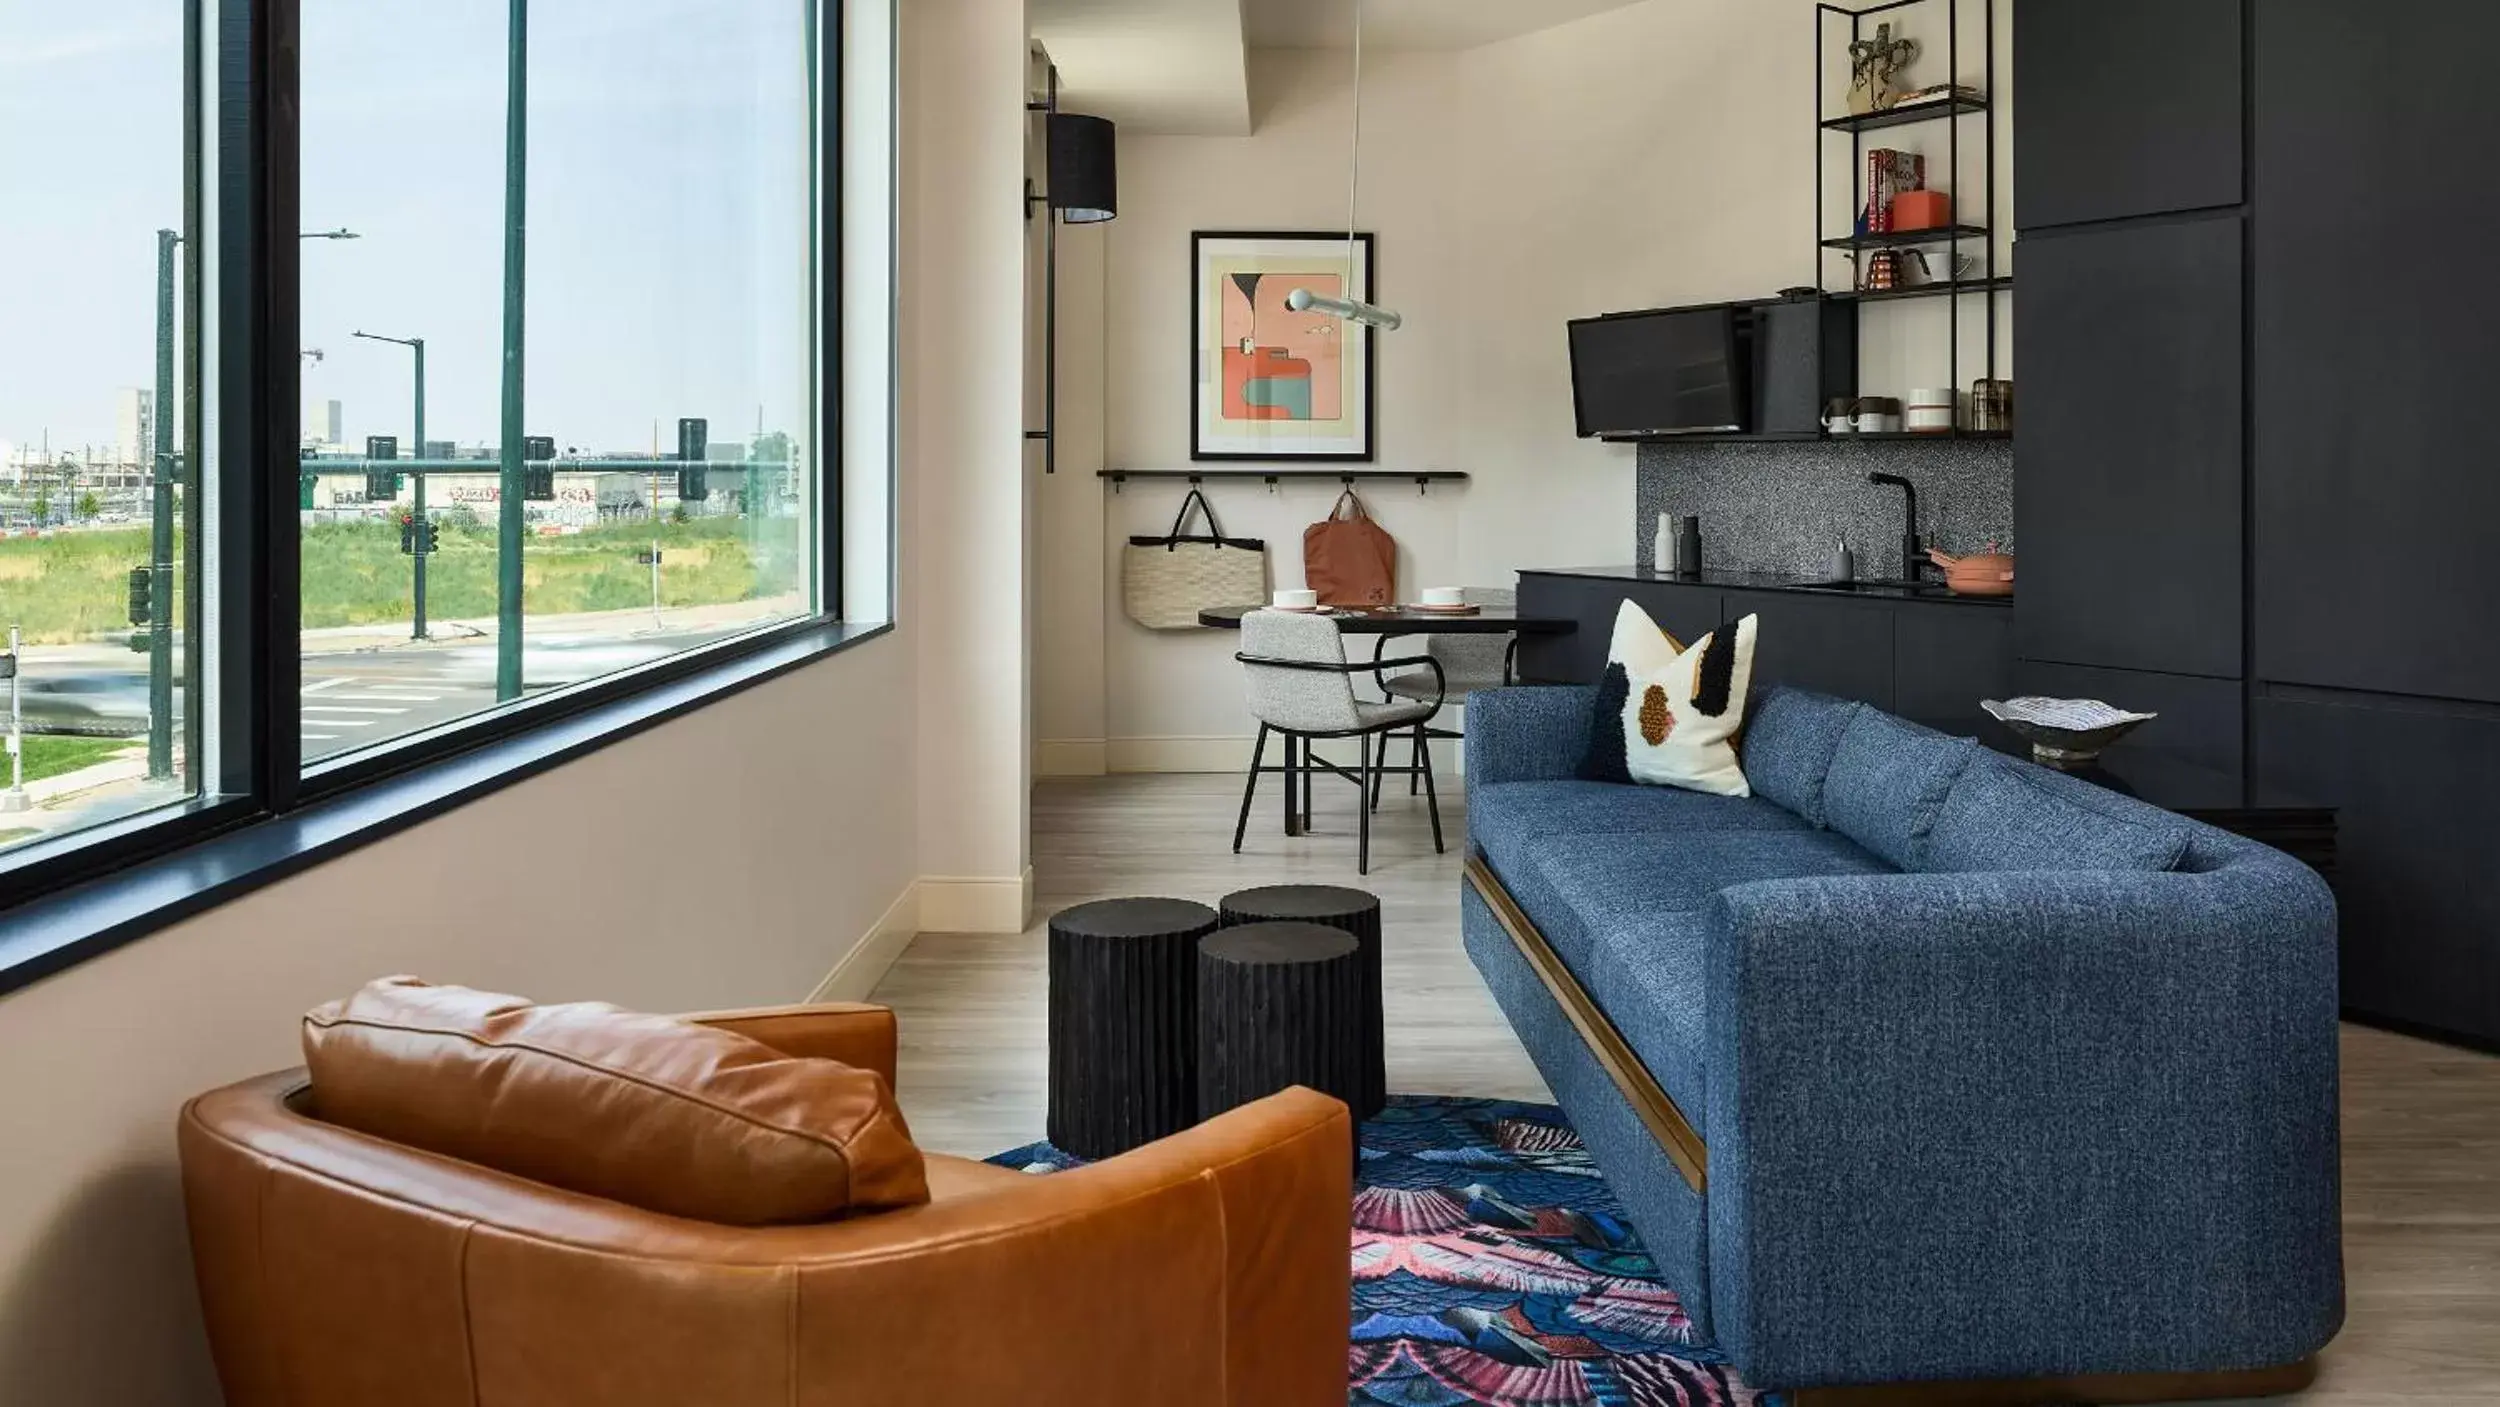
[365,435,402,500]
[398,513,416,555]
[677,417,709,503]
[423,519,441,554]
[127,567,151,626]
[523,435,556,501]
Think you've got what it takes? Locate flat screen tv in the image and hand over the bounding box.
[1568,307,1745,438]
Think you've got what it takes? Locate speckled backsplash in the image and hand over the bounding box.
[1635,438,2015,579]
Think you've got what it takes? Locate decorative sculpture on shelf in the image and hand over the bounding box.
[1847,23,1918,114]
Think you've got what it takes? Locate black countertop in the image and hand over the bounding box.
[1520,565,2014,608]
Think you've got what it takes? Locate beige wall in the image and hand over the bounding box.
[1034,0,2013,767]
[0,0,1052,1398]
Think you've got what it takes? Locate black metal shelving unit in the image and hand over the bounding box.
[1815,0,2005,437]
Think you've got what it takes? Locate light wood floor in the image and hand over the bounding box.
[872,773,2500,1403]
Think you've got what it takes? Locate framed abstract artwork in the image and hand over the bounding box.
[1191,231,1377,462]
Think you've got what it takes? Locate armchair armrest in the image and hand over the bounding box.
[1698,861,2343,1385]
[1462,685,1592,790]
[682,1002,898,1085]
[792,1087,1352,1405]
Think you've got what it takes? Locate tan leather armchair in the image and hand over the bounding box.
[179,1002,1354,1406]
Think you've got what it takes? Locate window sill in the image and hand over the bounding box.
[0,618,892,1000]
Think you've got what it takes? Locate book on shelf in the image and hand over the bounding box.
[1865,148,1926,234]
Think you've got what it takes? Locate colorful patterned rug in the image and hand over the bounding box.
[989,1095,1766,1406]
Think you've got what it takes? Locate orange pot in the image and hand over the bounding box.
[1928,545,2015,597]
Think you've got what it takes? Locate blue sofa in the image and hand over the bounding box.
[1460,684,2343,1395]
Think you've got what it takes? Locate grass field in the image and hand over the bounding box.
[0,516,804,645]
[12,736,133,786]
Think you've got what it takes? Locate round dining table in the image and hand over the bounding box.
[1194,604,1576,636]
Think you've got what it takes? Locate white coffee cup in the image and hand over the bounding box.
[1421,586,1465,607]
[1272,588,1319,610]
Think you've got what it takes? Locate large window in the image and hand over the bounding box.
[0,0,205,854]
[0,0,846,900]
[296,1,820,765]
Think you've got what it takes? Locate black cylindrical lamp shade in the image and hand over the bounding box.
[1048,113,1118,224]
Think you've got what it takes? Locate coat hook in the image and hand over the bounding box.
[1265,474,1279,494]
[1416,475,1430,497]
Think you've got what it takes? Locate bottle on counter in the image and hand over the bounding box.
[1674,516,1702,577]
[1654,512,1679,576]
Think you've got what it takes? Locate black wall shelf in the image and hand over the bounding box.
[1819,93,1988,134]
[1821,224,1990,252]
[1601,429,2008,446]
[1829,275,2013,305]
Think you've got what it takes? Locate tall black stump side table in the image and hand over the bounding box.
[1218,886,1384,1117]
[1047,897,1217,1159]
[1198,921,1384,1125]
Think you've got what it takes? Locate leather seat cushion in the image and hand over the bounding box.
[303,977,928,1225]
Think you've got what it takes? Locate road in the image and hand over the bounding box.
[7,623,759,764]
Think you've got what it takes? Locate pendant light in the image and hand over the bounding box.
[1289,0,1402,332]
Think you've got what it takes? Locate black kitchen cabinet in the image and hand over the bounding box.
[1895,607,2012,738]
[2015,0,2243,229]
[1515,574,1721,685]
[2253,1,2500,705]
[1722,589,1895,713]
[2256,691,2500,1046]
[2016,215,2244,682]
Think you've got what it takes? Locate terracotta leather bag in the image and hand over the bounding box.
[1303,489,1397,608]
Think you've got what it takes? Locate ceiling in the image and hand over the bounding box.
[1031,0,1650,136]
[1029,0,1253,137]
[1243,0,1648,51]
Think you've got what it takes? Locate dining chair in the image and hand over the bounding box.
[1234,609,1446,875]
[1376,586,1518,806]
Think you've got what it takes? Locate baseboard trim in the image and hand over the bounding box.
[808,882,922,1003]
[1787,1356,2318,1406]
[1106,735,1256,774]
[1034,738,1108,777]
[919,868,1033,935]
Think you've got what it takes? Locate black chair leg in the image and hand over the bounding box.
[1282,733,1300,838]
[1356,732,1373,875]
[1234,725,1269,854]
[1369,734,1388,814]
[1410,729,1424,796]
[1301,740,1314,830]
[1417,722,1446,854]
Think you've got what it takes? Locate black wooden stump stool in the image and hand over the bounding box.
[1047,897,1217,1159]
[1197,921,1385,1125]
[1218,885,1385,1117]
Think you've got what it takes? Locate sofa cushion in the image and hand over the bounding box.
[1740,687,1865,828]
[1821,710,1980,870]
[1507,829,1893,1127]
[303,977,928,1225]
[1925,755,2193,874]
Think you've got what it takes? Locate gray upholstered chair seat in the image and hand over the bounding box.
[1382,670,1499,702]
[1356,698,1438,730]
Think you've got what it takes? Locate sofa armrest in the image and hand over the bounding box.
[1463,686,1593,790]
[682,1003,898,1085]
[1699,862,2343,1385]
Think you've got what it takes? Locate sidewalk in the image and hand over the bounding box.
[296,593,808,654]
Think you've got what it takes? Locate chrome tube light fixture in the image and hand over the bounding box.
[1289,0,1402,333]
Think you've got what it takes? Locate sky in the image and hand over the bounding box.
[0,0,815,461]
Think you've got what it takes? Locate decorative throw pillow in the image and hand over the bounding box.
[1578,600,1760,796]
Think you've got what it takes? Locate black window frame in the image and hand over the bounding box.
[0,0,862,970]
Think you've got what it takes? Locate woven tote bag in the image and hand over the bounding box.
[1122,489,1269,630]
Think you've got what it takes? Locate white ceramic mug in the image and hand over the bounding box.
[1421,586,1465,607]
[1272,588,1319,610]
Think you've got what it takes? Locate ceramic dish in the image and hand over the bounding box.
[1982,696,2159,768]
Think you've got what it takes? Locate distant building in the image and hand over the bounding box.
[116,388,154,470]
[320,399,343,446]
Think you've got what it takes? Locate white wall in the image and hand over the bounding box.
[1035,0,2013,768]
[0,0,1053,1396]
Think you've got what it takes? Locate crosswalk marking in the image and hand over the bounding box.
[301,704,409,715]
[302,677,351,694]
[325,690,444,702]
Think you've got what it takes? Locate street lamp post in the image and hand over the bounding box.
[352,330,428,639]
[496,0,530,703]
[146,226,358,780]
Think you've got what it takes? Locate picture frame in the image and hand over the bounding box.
[1190,230,1378,462]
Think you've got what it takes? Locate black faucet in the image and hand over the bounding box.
[1867,472,1929,581]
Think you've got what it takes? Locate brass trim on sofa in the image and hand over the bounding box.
[1465,853,1709,1193]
